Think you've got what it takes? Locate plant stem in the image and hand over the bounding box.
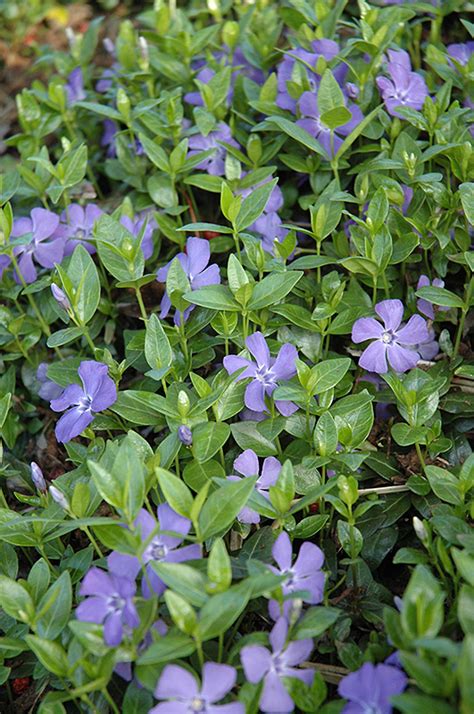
[415,442,426,474]
[135,287,148,321]
[453,276,473,359]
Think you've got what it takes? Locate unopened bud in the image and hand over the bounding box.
[65,27,76,49]
[177,390,191,418]
[51,283,70,311]
[138,36,149,67]
[178,425,193,446]
[31,462,46,492]
[345,82,359,99]
[49,485,69,510]
[413,516,428,545]
[103,38,115,55]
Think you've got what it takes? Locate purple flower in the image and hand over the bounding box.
[241,617,313,713]
[51,283,71,311]
[416,326,439,361]
[151,662,243,714]
[60,203,102,256]
[338,662,407,714]
[30,462,46,492]
[11,208,64,284]
[0,254,11,279]
[416,275,449,320]
[50,361,117,443]
[101,119,117,158]
[223,332,298,416]
[120,213,156,260]
[276,39,345,113]
[115,619,168,682]
[351,300,430,374]
[49,484,69,510]
[37,363,63,401]
[112,505,201,598]
[185,66,230,107]
[268,531,325,620]
[297,90,363,157]
[376,50,428,118]
[447,42,474,67]
[228,449,281,524]
[178,425,193,446]
[65,67,86,105]
[76,553,139,647]
[187,122,240,176]
[156,236,220,325]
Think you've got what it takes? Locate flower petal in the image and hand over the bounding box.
[155,664,198,700]
[272,532,293,572]
[351,317,383,343]
[359,341,388,374]
[395,314,429,345]
[233,449,259,478]
[260,670,294,713]
[50,384,84,412]
[386,343,419,373]
[375,299,404,331]
[244,380,267,413]
[245,332,270,367]
[240,645,272,683]
[55,408,94,443]
[201,662,236,702]
[186,236,210,276]
[272,343,298,381]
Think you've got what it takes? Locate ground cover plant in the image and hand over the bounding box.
[0,0,473,711]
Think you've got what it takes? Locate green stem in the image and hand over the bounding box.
[453,276,473,359]
[102,688,120,714]
[135,287,148,321]
[415,442,426,474]
[82,526,104,560]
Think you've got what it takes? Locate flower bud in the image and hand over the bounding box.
[178,425,193,446]
[51,283,71,311]
[177,390,191,419]
[103,38,115,55]
[413,516,429,545]
[116,88,131,124]
[345,82,359,99]
[49,485,69,510]
[138,36,149,68]
[65,27,77,50]
[30,462,46,492]
[222,21,239,50]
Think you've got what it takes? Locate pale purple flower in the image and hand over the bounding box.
[241,617,313,713]
[76,553,139,647]
[178,425,193,446]
[223,332,298,416]
[30,462,46,492]
[50,361,117,443]
[60,203,102,255]
[416,275,449,320]
[276,39,346,113]
[51,283,71,311]
[65,67,86,105]
[447,42,474,67]
[376,50,428,118]
[351,299,430,374]
[111,505,201,598]
[120,213,156,260]
[338,662,407,714]
[228,449,281,524]
[187,122,240,176]
[297,90,363,157]
[37,363,63,401]
[414,326,439,361]
[11,208,64,284]
[156,236,220,325]
[268,531,325,620]
[151,662,243,714]
[101,119,117,158]
[49,484,69,510]
[0,254,10,279]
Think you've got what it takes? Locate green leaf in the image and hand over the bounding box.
[156,467,194,518]
[459,182,474,225]
[318,69,346,115]
[425,465,463,506]
[248,272,303,311]
[192,422,230,463]
[197,581,251,640]
[184,285,240,311]
[199,477,257,540]
[36,571,72,640]
[0,575,34,623]
[335,104,382,160]
[145,313,173,372]
[416,286,464,309]
[47,327,84,348]
[25,635,69,678]
[307,358,351,395]
[263,116,326,157]
[111,390,174,425]
[230,422,278,456]
[235,179,278,231]
[150,562,207,607]
[137,632,196,665]
[294,606,341,639]
[66,244,101,324]
[320,105,352,130]
[138,133,170,172]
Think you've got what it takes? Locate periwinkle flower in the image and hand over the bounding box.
[227,449,281,524]
[76,553,139,647]
[416,275,449,320]
[351,299,429,374]
[37,363,63,401]
[156,236,220,325]
[101,119,118,158]
[241,617,313,713]
[50,361,117,443]
[120,213,156,260]
[276,39,345,113]
[223,332,298,416]
[187,122,240,176]
[376,50,428,118]
[65,67,86,105]
[447,42,474,67]
[11,208,64,284]
[268,531,325,620]
[416,326,439,361]
[0,254,11,279]
[297,90,363,157]
[49,484,69,510]
[178,425,193,446]
[60,203,102,255]
[338,661,407,714]
[51,283,71,311]
[150,662,243,714]
[112,505,201,598]
[30,462,46,492]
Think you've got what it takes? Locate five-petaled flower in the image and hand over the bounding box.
[76,552,139,647]
[268,531,325,620]
[228,449,281,524]
[241,617,313,713]
[150,662,244,714]
[65,67,86,105]
[11,208,64,284]
[50,360,117,443]
[187,122,240,176]
[157,236,221,325]
[376,49,428,118]
[112,504,201,598]
[351,299,429,374]
[338,661,407,714]
[223,332,298,416]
